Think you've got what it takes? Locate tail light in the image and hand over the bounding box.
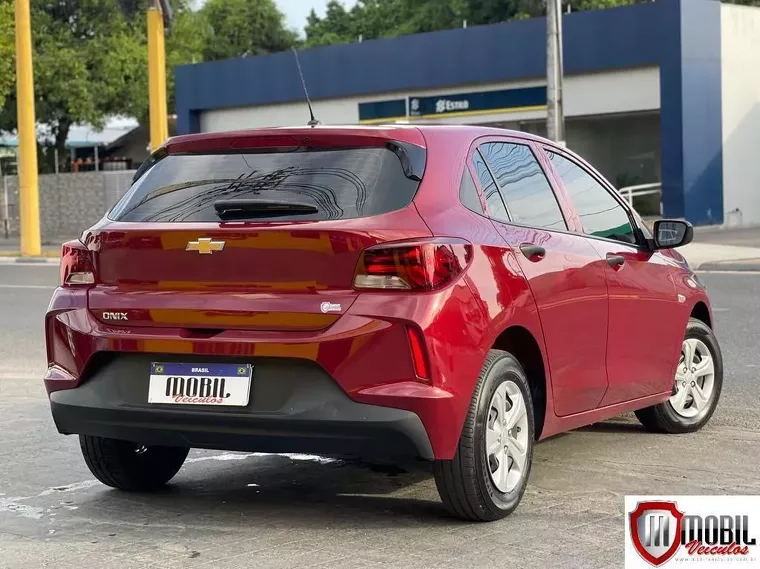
[60,240,95,287]
[353,238,473,291]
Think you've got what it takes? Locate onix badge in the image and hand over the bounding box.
[186,238,225,255]
[629,501,684,566]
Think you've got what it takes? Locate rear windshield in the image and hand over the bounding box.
[109,147,421,222]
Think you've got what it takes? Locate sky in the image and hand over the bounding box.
[194,1,358,34]
[276,0,357,33]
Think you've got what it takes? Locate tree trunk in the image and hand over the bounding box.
[54,120,71,173]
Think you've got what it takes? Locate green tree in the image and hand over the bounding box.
[199,0,296,61]
[304,0,518,46]
[119,1,208,124]
[304,0,760,46]
[0,1,13,111]
[0,0,147,168]
[305,2,350,46]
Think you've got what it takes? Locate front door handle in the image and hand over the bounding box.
[520,243,546,261]
[606,254,626,268]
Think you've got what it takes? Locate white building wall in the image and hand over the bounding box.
[199,67,660,133]
[564,67,660,117]
[721,3,760,226]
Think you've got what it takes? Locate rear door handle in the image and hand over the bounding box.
[606,254,626,268]
[519,243,546,261]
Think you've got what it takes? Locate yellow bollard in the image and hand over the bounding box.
[14,0,41,257]
[147,5,168,152]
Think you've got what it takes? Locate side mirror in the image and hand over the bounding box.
[653,219,694,249]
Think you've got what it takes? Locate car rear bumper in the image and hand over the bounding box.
[45,280,485,460]
[49,354,434,461]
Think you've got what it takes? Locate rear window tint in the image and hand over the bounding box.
[109,147,421,222]
[459,167,484,215]
[473,150,508,223]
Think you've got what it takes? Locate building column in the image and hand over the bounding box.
[660,0,723,225]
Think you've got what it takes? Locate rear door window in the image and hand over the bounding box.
[109,147,421,222]
[473,150,509,222]
[459,167,485,215]
[480,142,567,231]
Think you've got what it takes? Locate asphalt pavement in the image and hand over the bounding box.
[0,262,759,568]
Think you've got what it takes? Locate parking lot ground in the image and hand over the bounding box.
[1,264,759,569]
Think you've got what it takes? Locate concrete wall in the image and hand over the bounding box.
[721,3,760,226]
[199,68,661,132]
[0,171,134,241]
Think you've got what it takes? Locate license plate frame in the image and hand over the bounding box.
[148,362,252,407]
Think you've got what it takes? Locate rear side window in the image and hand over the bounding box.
[459,168,484,214]
[109,147,420,222]
[480,142,567,231]
[473,151,509,222]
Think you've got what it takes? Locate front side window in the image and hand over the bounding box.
[547,151,637,245]
[480,142,566,231]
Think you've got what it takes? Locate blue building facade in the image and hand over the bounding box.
[175,0,724,225]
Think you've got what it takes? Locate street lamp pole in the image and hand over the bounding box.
[14,0,41,256]
[547,0,565,146]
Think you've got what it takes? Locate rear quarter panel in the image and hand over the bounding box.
[412,129,555,441]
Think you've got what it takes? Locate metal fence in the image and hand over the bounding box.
[618,183,663,217]
[0,170,136,241]
[1,176,13,239]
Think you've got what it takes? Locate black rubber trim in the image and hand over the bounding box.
[49,354,434,461]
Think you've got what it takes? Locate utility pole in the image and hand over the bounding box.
[148,0,172,152]
[15,0,41,256]
[547,0,565,146]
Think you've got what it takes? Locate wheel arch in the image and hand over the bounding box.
[491,325,547,440]
[690,300,712,329]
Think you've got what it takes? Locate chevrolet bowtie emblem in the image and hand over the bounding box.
[186,238,225,255]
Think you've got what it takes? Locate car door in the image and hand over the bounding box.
[544,149,684,406]
[474,139,610,416]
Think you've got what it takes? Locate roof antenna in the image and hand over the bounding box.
[292,47,320,127]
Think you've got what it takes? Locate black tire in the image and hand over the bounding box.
[433,349,535,522]
[80,435,189,492]
[635,318,723,434]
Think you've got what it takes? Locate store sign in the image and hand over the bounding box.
[358,99,407,123]
[358,86,547,123]
[410,86,547,118]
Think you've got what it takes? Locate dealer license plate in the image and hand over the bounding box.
[148,362,252,406]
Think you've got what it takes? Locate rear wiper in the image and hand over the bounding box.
[213,199,319,219]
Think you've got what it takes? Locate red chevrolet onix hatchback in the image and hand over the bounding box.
[45,125,722,521]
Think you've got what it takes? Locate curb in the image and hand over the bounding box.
[0,256,59,265]
[696,260,760,272]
